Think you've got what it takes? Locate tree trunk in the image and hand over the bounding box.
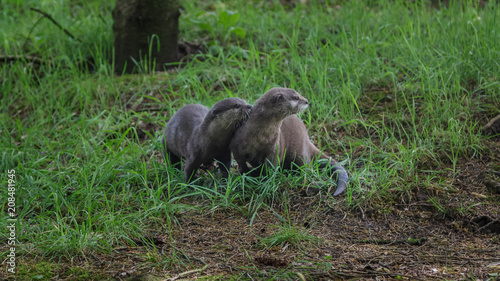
[112,0,179,74]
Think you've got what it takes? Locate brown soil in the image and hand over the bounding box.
[40,190,500,280]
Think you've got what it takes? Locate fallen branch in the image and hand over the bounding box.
[415,254,500,262]
[0,55,45,65]
[29,7,81,42]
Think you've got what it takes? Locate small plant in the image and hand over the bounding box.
[259,200,321,250]
[457,200,482,217]
[428,197,448,218]
[191,9,246,45]
[259,223,321,250]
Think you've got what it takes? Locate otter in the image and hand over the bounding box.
[162,98,252,182]
[229,87,348,196]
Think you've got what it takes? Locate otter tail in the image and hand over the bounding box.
[319,155,348,196]
[331,163,348,196]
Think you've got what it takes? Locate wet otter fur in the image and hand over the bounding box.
[229,87,348,196]
[163,98,252,182]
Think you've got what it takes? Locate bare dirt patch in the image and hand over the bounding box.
[99,192,499,280]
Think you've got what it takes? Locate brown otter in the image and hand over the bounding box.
[229,87,348,196]
[162,98,252,182]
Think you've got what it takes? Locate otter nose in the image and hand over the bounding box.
[247,104,252,109]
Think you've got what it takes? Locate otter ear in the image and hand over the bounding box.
[210,109,221,118]
[272,93,284,103]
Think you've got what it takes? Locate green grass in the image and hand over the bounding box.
[1,0,499,279]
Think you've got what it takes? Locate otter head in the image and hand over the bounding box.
[207,97,252,128]
[255,87,308,118]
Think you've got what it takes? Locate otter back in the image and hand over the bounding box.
[163,98,251,182]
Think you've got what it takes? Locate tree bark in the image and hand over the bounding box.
[113,0,179,74]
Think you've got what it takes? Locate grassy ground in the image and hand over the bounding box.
[1,0,499,280]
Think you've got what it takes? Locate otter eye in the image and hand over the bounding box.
[292,96,299,100]
[234,104,241,108]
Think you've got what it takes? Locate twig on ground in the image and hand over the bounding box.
[475,217,500,233]
[166,259,208,281]
[333,269,422,280]
[482,114,500,131]
[355,238,427,246]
